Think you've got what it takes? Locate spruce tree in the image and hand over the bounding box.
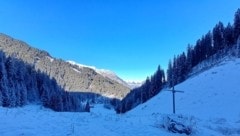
[0,52,10,107]
[186,45,193,73]
[213,22,225,53]
[224,23,234,47]
[234,9,240,41]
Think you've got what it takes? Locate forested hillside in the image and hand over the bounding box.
[167,9,240,87]
[0,51,87,112]
[0,34,130,99]
[115,8,240,114]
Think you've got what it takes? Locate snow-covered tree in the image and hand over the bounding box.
[0,50,85,112]
[0,52,10,107]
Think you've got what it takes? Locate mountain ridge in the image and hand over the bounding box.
[67,60,142,89]
[0,33,130,99]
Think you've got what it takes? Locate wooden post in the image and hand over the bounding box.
[166,86,184,114]
[172,86,175,114]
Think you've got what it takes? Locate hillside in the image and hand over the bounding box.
[0,33,130,99]
[67,60,134,89]
[1,57,240,136]
[129,57,240,121]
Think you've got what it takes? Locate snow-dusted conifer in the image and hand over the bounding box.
[0,51,10,107]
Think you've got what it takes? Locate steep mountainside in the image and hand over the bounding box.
[67,61,132,88]
[0,33,130,99]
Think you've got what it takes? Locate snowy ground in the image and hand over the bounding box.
[0,105,175,136]
[1,58,240,136]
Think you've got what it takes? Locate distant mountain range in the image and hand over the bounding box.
[0,33,133,99]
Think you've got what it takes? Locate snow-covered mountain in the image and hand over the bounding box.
[68,61,142,89]
[126,81,143,89]
[2,57,240,136]
[0,34,130,99]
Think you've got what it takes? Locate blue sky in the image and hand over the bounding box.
[0,0,239,82]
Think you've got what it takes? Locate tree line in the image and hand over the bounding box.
[0,51,88,112]
[167,8,240,87]
[115,66,165,113]
[115,8,240,114]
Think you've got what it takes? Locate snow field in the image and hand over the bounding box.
[1,58,240,136]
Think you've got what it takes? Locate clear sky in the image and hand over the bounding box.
[0,0,239,82]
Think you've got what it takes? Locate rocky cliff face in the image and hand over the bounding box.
[0,33,130,99]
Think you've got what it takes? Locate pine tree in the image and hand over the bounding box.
[213,22,225,53]
[15,60,28,106]
[204,31,213,58]
[186,45,194,71]
[237,37,240,58]
[85,101,90,112]
[0,52,10,107]
[5,57,17,107]
[172,56,177,86]
[224,23,234,47]
[234,8,240,41]
[25,65,39,102]
[142,77,150,102]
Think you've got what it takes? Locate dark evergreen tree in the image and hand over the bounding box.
[15,60,28,106]
[186,45,193,73]
[0,50,85,112]
[172,56,178,86]
[179,52,187,82]
[116,65,165,113]
[0,52,10,107]
[4,57,17,107]
[237,37,240,58]
[85,101,90,112]
[205,31,213,58]
[213,22,225,53]
[224,23,235,47]
[142,77,150,103]
[234,8,240,41]
[166,9,240,91]
[25,65,39,102]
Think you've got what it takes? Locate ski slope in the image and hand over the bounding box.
[1,58,240,136]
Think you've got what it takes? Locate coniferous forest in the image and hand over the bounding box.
[115,8,240,114]
[0,9,240,114]
[0,51,87,112]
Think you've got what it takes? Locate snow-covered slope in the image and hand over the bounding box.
[0,104,178,136]
[129,57,240,120]
[1,57,240,136]
[126,81,143,89]
[127,57,240,135]
[68,60,137,88]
